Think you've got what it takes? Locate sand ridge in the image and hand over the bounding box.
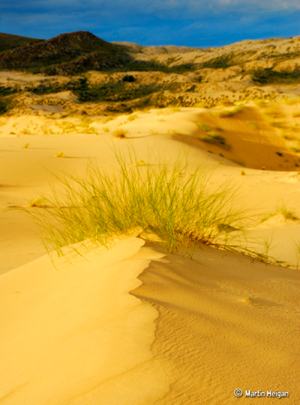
[0,237,170,404]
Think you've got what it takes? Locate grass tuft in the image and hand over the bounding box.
[200,133,230,150]
[33,154,243,254]
[278,205,298,221]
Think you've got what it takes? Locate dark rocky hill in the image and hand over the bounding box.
[0,31,132,74]
[0,33,42,53]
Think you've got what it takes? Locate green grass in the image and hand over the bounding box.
[200,133,230,150]
[33,154,242,254]
[198,123,212,132]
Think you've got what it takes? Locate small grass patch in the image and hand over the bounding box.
[278,205,298,221]
[33,154,243,254]
[291,146,300,153]
[198,123,212,132]
[200,133,230,150]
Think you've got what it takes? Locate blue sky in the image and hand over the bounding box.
[0,0,300,47]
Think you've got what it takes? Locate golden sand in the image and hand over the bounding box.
[0,105,300,403]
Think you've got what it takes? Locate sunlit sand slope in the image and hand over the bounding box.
[0,238,169,404]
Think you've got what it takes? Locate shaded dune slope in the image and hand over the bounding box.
[174,106,300,170]
[134,245,300,403]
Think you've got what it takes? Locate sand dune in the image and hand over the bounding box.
[1,105,300,403]
[0,237,170,404]
[1,108,300,270]
[1,237,299,403]
[135,245,300,403]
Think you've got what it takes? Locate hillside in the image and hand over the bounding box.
[1,32,300,162]
[0,33,41,53]
[0,31,132,74]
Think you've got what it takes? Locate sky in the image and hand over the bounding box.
[0,0,300,47]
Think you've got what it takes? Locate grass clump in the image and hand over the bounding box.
[34,154,242,254]
[278,205,298,221]
[200,133,230,150]
[198,123,212,132]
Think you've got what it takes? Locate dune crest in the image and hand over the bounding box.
[0,237,170,404]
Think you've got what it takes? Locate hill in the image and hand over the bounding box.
[0,33,41,53]
[0,31,132,74]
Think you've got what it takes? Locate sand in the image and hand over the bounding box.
[0,237,170,404]
[135,246,300,403]
[1,238,299,404]
[0,106,300,403]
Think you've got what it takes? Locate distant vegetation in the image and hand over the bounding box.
[0,98,11,114]
[252,68,300,84]
[0,33,41,53]
[28,82,64,95]
[72,77,164,103]
[26,77,181,110]
[0,31,197,76]
[0,32,132,75]
[122,60,196,74]
[33,155,241,253]
[0,86,18,96]
[201,55,232,69]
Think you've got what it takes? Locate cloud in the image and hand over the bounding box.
[2,0,300,15]
[0,0,300,45]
